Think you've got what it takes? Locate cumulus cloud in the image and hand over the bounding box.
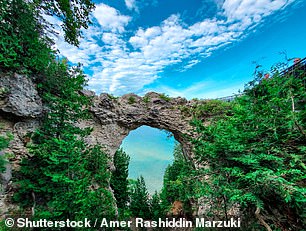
[222,0,295,22]
[93,3,131,32]
[125,0,138,11]
[52,1,298,95]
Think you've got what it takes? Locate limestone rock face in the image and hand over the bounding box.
[0,73,43,118]
[0,72,42,218]
[81,92,197,163]
[0,73,42,190]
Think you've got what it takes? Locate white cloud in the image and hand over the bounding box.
[222,0,295,24]
[125,0,138,11]
[93,3,130,33]
[52,1,298,96]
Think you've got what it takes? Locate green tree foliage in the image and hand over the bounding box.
[33,0,95,46]
[0,0,53,73]
[192,63,306,230]
[129,176,151,219]
[111,148,130,210]
[0,0,94,73]
[160,143,195,216]
[1,0,117,225]
[150,191,163,220]
[14,61,115,222]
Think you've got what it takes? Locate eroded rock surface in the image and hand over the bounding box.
[0,73,42,117]
[0,73,200,217]
[81,91,197,163]
[0,72,42,218]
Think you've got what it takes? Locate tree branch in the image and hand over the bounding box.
[255,207,272,231]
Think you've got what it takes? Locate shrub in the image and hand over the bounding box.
[159,93,171,102]
[192,63,306,230]
[143,96,150,103]
[128,96,136,104]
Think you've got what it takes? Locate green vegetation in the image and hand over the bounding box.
[129,176,151,219]
[160,143,195,217]
[111,148,130,211]
[0,0,116,225]
[128,96,136,104]
[159,93,171,102]
[143,95,150,103]
[0,87,9,97]
[32,0,95,47]
[0,133,13,173]
[150,191,163,220]
[109,144,193,221]
[108,93,119,101]
[192,65,306,230]
[179,99,232,119]
[1,0,305,229]
[0,155,6,174]
[0,0,94,74]
[0,0,52,73]
[13,60,116,222]
[192,99,232,119]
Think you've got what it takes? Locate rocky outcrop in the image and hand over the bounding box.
[0,72,43,218]
[0,72,200,217]
[80,91,197,164]
[0,73,43,118]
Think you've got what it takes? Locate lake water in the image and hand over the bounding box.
[120,125,176,194]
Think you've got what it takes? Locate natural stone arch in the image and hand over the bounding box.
[80,91,197,167]
[0,73,203,217]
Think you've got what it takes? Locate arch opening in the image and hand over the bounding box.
[120,125,177,194]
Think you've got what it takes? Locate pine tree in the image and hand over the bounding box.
[110,148,130,210]
[0,0,95,73]
[33,0,95,46]
[160,143,194,216]
[150,191,162,220]
[129,176,151,219]
[14,61,116,222]
[0,0,53,73]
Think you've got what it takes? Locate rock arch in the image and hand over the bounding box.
[80,91,197,166]
[0,73,201,216]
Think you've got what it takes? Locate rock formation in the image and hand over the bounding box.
[80,91,197,167]
[0,73,42,217]
[0,72,199,217]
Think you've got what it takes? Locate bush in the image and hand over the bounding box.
[143,96,150,103]
[128,96,136,104]
[0,133,13,173]
[159,93,171,102]
[192,63,306,230]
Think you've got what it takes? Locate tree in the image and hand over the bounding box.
[0,0,53,73]
[33,0,95,46]
[14,60,116,222]
[129,176,151,219]
[150,191,163,220]
[0,0,95,73]
[160,143,194,217]
[1,0,117,224]
[110,148,130,210]
[192,62,306,230]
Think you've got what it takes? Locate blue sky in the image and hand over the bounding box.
[50,0,306,192]
[51,0,306,99]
